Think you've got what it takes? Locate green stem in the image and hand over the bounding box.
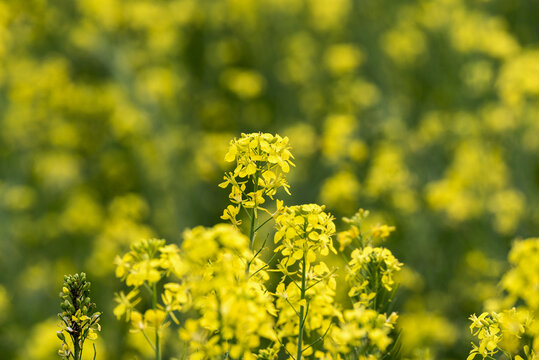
[302,324,332,353]
[152,282,161,360]
[249,207,257,251]
[141,329,156,351]
[246,171,259,275]
[74,339,80,360]
[498,347,512,360]
[254,215,273,232]
[296,253,307,360]
[246,209,257,275]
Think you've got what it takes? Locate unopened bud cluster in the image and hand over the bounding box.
[60,273,93,315]
[57,272,101,359]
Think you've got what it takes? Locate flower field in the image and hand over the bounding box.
[0,0,538,359]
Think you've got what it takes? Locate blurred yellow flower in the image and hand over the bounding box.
[319,171,361,214]
[324,44,363,75]
[221,68,265,99]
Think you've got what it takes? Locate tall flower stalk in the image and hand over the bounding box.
[57,273,101,360]
[296,252,307,360]
[273,204,337,359]
[114,238,186,360]
[152,282,161,360]
[219,132,293,274]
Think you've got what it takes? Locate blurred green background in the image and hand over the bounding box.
[0,0,538,359]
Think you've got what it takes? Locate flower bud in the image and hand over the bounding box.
[56,331,65,342]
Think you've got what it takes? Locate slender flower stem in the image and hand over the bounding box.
[254,215,274,232]
[296,253,307,360]
[249,171,259,250]
[152,282,161,360]
[249,206,257,251]
[301,324,332,353]
[246,208,257,275]
[141,329,156,351]
[74,342,80,360]
[246,171,259,274]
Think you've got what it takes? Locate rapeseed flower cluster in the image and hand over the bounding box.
[501,238,539,312]
[336,210,402,311]
[307,209,403,360]
[115,224,276,360]
[468,238,539,360]
[114,238,185,359]
[337,209,395,251]
[274,204,337,268]
[323,307,398,359]
[468,309,532,360]
[115,238,184,287]
[219,132,294,224]
[347,247,403,309]
[269,177,401,359]
[178,225,276,360]
[219,132,296,276]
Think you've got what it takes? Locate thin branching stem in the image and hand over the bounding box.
[274,329,296,360]
[305,269,337,291]
[141,329,156,351]
[152,282,161,360]
[246,170,259,274]
[296,253,307,360]
[254,215,274,232]
[285,297,301,317]
[250,252,278,279]
[302,324,332,353]
[282,272,302,291]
